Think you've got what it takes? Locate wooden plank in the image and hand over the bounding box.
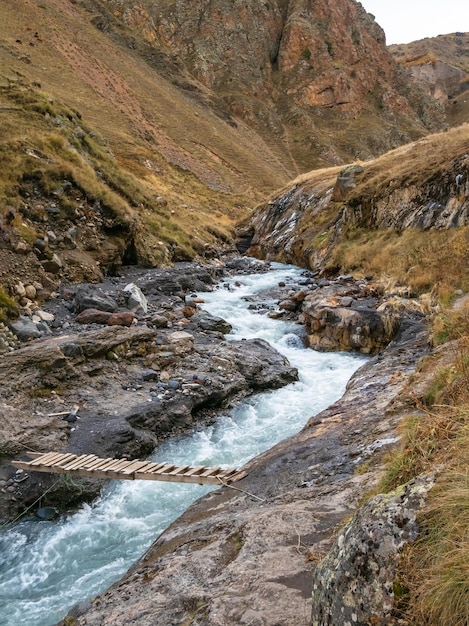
[225,470,247,483]
[152,464,177,474]
[86,458,119,471]
[61,455,97,471]
[29,452,64,466]
[131,461,163,474]
[120,460,154,475]
[141,462,169,473]
[81,457,110,470]
[183,466,206,477]
[53,454,80,467]
[12,451,247,485]
[102,459,134,472]
[199,466,221,477]
[168,465,190,475]
[24,452,43,460]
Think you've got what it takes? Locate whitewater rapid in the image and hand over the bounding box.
[0,263,366,625]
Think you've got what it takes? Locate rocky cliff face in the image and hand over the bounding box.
[95,0,444,168]
[242,125,469,272]
[390,32,469,126]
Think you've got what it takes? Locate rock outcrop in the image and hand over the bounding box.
[243,125,469,271]
[311,473,436,626]
[390,32,469,126]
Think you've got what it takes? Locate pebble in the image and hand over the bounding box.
[0,322,21,354]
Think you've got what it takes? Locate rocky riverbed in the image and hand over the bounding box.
[0,255,436,625]
[65,303,432,626]
[1,257,302,523]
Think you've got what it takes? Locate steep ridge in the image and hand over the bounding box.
[243,123,469,293]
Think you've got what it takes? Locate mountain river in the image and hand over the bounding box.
[0,263,366,625]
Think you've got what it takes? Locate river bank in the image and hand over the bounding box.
[1,258,367,625]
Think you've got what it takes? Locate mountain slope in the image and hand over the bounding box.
[0,0,446,313]
[243,123,469,295]
[390,32,469,127]
[96,0,444,168]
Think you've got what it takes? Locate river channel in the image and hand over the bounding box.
[0,263,366,625]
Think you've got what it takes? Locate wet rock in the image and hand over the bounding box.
[311,473,435,626]
[191,310,232,334]
[231,337,298,389]
[36,506,59,520]
[279,298,299,312]
[75,318,431,626]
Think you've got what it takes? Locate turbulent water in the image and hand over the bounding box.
[0,263,366,626]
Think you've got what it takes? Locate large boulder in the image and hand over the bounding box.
[311,473,435,626]
[303,305,401,354]
[74,285,118,313]
[191,310,233,334]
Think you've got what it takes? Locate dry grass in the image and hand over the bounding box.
[380,316,469,624]
[327,226,469,298]
[347,123,469,206]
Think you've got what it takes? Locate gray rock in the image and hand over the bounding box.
[191,310,232,334]
[36,506,59,520]
[123,282,148,314]
[311,473,435,626]
[74,285,118,313]
[9,316,43,341]
[41,253,63,274]
[60,342,84,358]
[142,369,159,382]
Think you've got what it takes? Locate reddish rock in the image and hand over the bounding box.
[108,312,135,327]
[76,309,112,325]
[181,305,196,318]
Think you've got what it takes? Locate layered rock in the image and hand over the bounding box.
[243,125,469,270]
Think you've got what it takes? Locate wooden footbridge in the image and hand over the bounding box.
[12,452,247,486]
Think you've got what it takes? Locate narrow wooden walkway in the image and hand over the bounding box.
[12,453,247,485]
